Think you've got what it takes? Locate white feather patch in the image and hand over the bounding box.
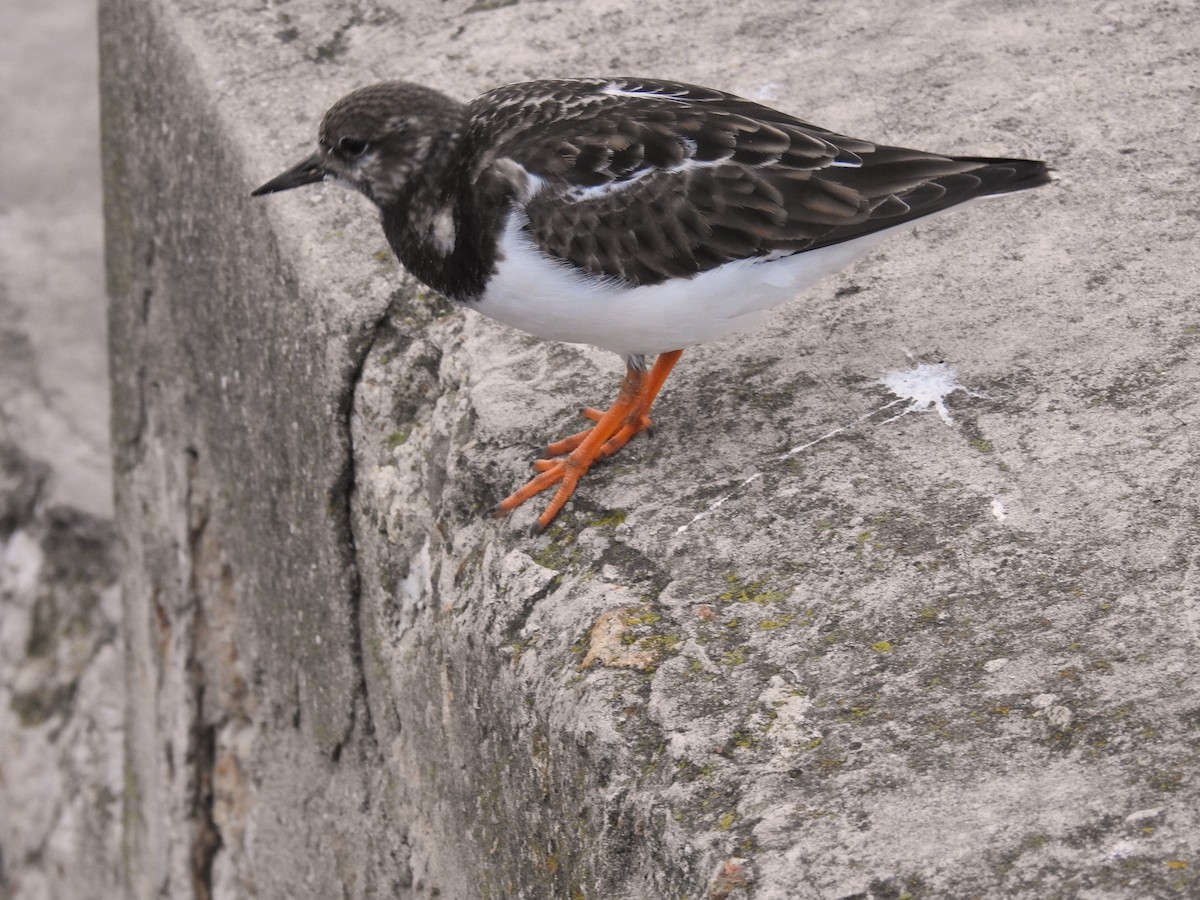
[476,210,911,356]
[601,83,690,103]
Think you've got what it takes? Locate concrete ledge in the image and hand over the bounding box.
[103,0,1200,896]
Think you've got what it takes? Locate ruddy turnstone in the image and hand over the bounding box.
[253,77,1050,531]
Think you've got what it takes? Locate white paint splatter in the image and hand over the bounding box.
[785,400,905,456]
[1103,841,1138,862]
[878,362,969,425]
[991,498,1007,521]
[1124,808,1163,825]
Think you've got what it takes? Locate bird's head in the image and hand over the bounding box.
[251,82,463,207]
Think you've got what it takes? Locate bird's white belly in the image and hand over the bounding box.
[475,211,905,357]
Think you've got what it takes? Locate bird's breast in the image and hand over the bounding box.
[474,209,899,357]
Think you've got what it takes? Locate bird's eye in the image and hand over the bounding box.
[338,136,369,157]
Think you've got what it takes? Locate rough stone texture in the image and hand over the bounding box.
[103,0,1199,898]
[0,0,112,522]
[0,0,124,897]
[0,464,122,900]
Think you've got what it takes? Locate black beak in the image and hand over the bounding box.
[251,153,327,196]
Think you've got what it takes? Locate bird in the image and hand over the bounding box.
[252,77,1050,532]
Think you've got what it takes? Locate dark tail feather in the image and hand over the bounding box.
[804,152,1053,251]
[957,157,1053,196]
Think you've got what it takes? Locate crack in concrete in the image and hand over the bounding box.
[186,699,220,900]
[328,308,393,760]
[184,450,221,900]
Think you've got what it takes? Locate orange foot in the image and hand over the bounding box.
[491,350,683,532]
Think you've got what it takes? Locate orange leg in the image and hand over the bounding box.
[492,350,684,532]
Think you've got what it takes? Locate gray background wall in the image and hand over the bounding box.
[1,0,122,897]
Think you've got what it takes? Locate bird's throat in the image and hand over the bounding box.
[380,159,512,303]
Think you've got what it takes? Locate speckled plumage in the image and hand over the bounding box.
[464,78,1049,286]
[255,77,1049,310]
[253,76,1050,528]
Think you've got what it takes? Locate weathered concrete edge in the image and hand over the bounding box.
[348,307,731,898]
[99,0,734,894]
[99,0,413,894]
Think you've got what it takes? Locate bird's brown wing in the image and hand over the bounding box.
[465,77,1048,286]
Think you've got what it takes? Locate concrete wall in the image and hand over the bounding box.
[97,0,1199,897]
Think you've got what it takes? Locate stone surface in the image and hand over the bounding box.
[0,0,112,521]
[102,0,1199,897]
[0,0,123,897]
[0,471,122,900]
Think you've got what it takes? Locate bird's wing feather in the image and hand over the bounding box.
[465,78,1045,286]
